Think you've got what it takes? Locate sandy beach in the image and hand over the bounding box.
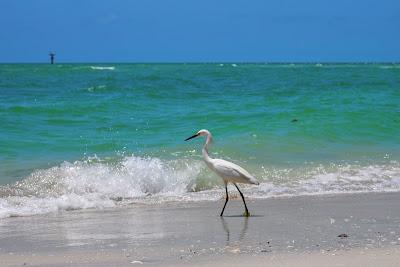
[2,192,400,266]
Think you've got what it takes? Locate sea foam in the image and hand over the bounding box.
[90,66,115,70]
[0,156,206,218]
[0,156,399,218]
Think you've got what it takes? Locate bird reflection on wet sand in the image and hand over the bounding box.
[220,216,249,245]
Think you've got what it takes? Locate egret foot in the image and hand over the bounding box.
[243,211,250,217]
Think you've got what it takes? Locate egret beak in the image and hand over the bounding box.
[185,133,199,141]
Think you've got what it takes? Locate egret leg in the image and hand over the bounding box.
[234,183,250,217]
[220,184,229,217]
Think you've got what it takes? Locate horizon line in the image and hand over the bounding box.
[0,61,399,64]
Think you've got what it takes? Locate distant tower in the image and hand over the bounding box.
[49,52,55,64]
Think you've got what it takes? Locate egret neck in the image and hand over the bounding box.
[202,133,213,168]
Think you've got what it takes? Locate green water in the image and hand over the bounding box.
[1,63,399,178]
[0,63,399,218]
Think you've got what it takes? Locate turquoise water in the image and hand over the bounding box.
[0,63,399,218]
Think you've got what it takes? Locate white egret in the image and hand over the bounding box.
[185,129,259,217]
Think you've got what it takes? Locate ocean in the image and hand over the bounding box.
[0,63,399,218]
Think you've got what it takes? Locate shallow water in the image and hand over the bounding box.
[0,63,399,218]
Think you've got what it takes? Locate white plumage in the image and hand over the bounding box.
[185,129,259,216]
[211,159,259,185]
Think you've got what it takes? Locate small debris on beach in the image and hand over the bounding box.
[337,234,348,238]
[113,197,123,202]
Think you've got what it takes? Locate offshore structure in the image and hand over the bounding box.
[49,52,55,64]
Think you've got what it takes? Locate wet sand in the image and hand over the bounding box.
[1,192,400,266]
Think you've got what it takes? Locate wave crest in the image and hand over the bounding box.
[0,156,207,218]
[90,66,115,70]
[1,157,400,219]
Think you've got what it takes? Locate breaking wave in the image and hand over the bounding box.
[90,66,115,70]
[0,156,399,219]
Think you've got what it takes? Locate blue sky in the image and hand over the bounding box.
[0,0,399,62]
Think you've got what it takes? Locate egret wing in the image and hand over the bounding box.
[212,159,259,185]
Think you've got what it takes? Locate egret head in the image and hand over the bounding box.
[185,129,211,141]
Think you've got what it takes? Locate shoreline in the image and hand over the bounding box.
[2,192,400,266]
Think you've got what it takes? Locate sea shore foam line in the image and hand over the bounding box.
[0,156,399,219]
